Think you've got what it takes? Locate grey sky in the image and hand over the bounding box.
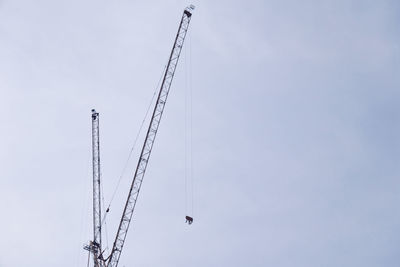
[0,0,399,266]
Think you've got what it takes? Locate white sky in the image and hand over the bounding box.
[0,1,399,266]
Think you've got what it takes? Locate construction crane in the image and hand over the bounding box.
[85,5,194,267]
[84,109,104,267]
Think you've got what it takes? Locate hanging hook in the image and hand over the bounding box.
[185,216,193,225]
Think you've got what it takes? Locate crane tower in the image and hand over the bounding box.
[84,109,104,266]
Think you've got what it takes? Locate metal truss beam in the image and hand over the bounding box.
[106,6,194,267]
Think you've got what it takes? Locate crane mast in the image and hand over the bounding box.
[85,109,103,267]
[106,6,194,267]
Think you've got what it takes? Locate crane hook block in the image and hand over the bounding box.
[185,216,193,225]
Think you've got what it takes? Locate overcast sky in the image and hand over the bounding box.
[0,0,399,267]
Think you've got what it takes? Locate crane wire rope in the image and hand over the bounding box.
[184,31,188,216]
[184,29,194,218]
[100,176,109,253]
[100,63,168,226]
[189,30,194,218]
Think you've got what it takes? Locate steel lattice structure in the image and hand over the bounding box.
[85,6,194,267]
[107,7,193,267]
[85,109,103,267]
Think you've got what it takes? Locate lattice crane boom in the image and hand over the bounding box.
[106,6,194,267]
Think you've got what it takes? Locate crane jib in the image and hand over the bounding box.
[104,6,195,267]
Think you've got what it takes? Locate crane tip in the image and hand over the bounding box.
[185,5,195,15]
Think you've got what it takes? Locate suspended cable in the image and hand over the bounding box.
[189,30,194,218]
[184,35,188,216]
[86,251,90,267]
[102,64,168,219]
[103,220,109,256]
[100,176,109,254]
[99,169,109,253]
[184,29,195,222]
